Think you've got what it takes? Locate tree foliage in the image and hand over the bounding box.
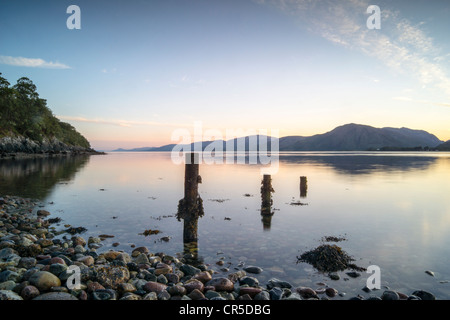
[0,73,90,148]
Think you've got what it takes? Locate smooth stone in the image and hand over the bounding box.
[205,290,221,299]
[192,271,212,283]
[29,271,61,291]
[381,290,399,300]
[87,282,106,292]
[346,271,361,278]
[184,279,204,293]
[188,288,206,300]
[71,236,86,247]
[120,293,142,300]
[165,273,180,284]
[254,290,271,300]
[282,292,302,300]
[49,263,67,276]
[0,289,23,300]
[0,280,16,290]
[239,276,259,287]
[269,287,284,300]
[157,290,171,300]
[143,281,167,294]
[18,257,37,269]
[167,285,187,296]
[228,270,246,283]
[154,262,172,275]
[156,274,168,284]
[243,266,263,274]
[239,287,262,298]
[206,277,234,292]
[328,272,340,280]
[180,264,201,276]
[21,285,40,300]
[77,255,94,266]
[411,290,435,300]
[0,270,20,282]
[33,292,78,300]
[266,278,292,289]
[325,287,338,298]
[143,292,158,300]
[131,246,149,257]
[91,289,117,300]
[297,287,318,299]
[134,253,150,265]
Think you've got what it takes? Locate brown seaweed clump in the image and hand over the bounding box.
[297,244,366,273]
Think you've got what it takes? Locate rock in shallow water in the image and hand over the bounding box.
[381,290,399,300]
[243,266,263,274]
[411,290,436,300]
[33,292,78,300]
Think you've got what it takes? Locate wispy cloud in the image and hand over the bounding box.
[393,96,450,108]
[57,115,191,128]
[255,0,450,96]
[0,55,71,69]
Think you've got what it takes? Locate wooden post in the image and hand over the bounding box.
[260,174,274,230]
[177,153,204,245]
[300,176,307,198]
[261,174,273,211]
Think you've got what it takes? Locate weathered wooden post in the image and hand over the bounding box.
[300,176,308,198]
[260,174,274,230]
[177,153,204,247]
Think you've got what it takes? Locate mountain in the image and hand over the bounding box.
[436,140,450,151]
[114,123,443,152]
[279,123,443,151]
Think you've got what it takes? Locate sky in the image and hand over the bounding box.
[1,0,450,150]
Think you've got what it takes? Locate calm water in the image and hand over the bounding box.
[2,151,450,299]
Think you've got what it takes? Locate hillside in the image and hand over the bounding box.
[115,123,443,152]
[279,123,443,151]
[436,140,450,151]
[0,73,96,155]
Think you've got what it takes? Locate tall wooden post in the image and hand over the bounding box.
[177,153,204,246]
[300,176,308,198]
[260,174,274,230]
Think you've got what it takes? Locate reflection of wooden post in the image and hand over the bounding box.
[300,176,307,198]
[177,153,204,244]
[261,174,274,230]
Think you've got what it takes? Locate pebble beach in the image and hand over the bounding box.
[0,195,437,301]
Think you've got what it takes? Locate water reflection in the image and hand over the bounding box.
[279,153,438,175]
[0,155,91,199]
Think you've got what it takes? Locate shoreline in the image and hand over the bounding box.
[0,150,105,160]
[0,195,437,301]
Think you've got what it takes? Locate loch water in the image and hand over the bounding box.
[1,151,450,299]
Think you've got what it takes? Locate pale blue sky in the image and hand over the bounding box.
[1,0,450,150]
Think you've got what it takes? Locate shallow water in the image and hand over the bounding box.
[1,151,450,299]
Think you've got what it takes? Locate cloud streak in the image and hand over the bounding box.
[57,115,191,128]
[0,55,71,69]
[256,0,450,97]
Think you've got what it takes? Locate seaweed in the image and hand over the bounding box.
[297,244,366,273]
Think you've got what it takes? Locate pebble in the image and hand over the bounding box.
[411,290,436,300]
[243,266,263,274]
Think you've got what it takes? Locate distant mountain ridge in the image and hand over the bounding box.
[113,123,444,152]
